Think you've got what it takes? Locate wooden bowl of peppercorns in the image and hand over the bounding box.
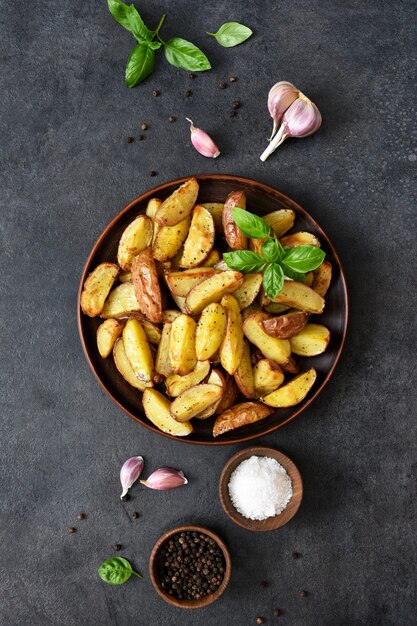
[149,525,232,609]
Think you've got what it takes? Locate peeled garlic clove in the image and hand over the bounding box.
[260,93,322,162]
[186,118,220,158]
[267,81,299,140]
[120,456,144,499]
[140,467,188,490]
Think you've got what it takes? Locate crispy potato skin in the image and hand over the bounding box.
[165,361,210,397]
[280,231,321,248]
[154,178,199,227]
[142,388,193,436]
[281,355,301,375]
[169,314,197,375]
[165,268,219,297]
[261,311,309,339]
[234,340,255,398]
[170,383,222,422]
[101,282,141,319]
[97,319,125,358]
[219,295,244,375]
[195,303,227,361]
[113,338,152,390]
[243,312,291,365]
[117,215,153,270]
[131,248,163,323]
[213,372,237,414]
[152,216,191,262]
[123,319,154,383]
[81,263,119,317]
[202,249,221,267]
[233,273,263,310]
[185,271,244,315]
[273,281,325,314]
[290,323,330,356]
[263,209,295,237]
[193,368,225,419]
[180,205,215,268]
[222,191,248,250]
[201,203,224,231]
[312,261,332,297]
[261,368,317,407]
[213,402,273,437]
[253,359,284,397]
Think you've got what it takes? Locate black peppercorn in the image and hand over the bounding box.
[127,136,133,143]
[261,580,269,588]
[232,100,241,109]
[229,76,237,83]
[141,122,148,130]
[188,73,195,79]
[219,81,227,89]
[113,544,122,551]
[150,171,157,177]
[76,513,86,521]
[273,608,282,617]
[300,590,308,598]
[152,89,160,97]
[293,551,301,559]
[256,618,265,625]
[229,110,237,118]
[185,90,192,97]
[68,527,76,534]
[132,512,139,519]
[169,116,176,123]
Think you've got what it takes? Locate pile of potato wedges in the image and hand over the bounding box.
[81,178,332,438]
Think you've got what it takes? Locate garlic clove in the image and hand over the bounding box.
[186,118,220,158]
[140,467,188,490]
[267,81,299,141]
[120,456,144,499]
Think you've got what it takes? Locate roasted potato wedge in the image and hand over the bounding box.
[113,338,152,390]
[263,209,295,237]
[171,293,188,314]
[146,198,162,244]
[101,282,141,319]
[170,383,223,422]
[165,268,219,297]
[272,281,325,314]
[118,271,132,283]
[165,360,210,397]
[219,295,244,375]
[214,371,237,414]
[253,359,284,397]
[201,202,223,231]
[155,323,173,377]
[141,320,161,345]
[262,368,317,407]
[234,340,255,398]
[281,355,301,374]
[162,310,181,323]
[195,302,227,361]
[123,319,154,383]
[154,177,199,227]
[131,248,163,323]
[185,271,244,315]
[233,273,263,310]
[117,215,153,270]
[261,311,309,339]
[97,319,124,358]
[290,323,330,356]
[152,216,191,262]
[249,237,266,255]
[312,261,332,297]
[222,190,248,250]
[280,231,321,248]
[213,402,273,437]
[194,369,225,419]
[243,312,291,365]
[241,302,263,320]
[81,263,119,317]
[143,388,193,436]
[264,302,291,314]
[202,248,221,267]
[169,314,197,375]
[180,205,215,268]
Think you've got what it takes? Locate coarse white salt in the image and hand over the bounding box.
[228,456,293,521]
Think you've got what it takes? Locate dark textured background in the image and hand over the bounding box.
[1,1,416,625]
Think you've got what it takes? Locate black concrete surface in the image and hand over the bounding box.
[1,1,416,625]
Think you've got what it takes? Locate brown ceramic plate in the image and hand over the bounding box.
[219,446,303,531]
[149,524,232,609]
[78,174,348,445]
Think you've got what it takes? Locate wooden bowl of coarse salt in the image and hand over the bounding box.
[219,447,303,531]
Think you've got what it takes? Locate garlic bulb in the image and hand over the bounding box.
[267,81,299,140]
[120,456,144,499]
[140,467,188,490]
[186,118,220,158]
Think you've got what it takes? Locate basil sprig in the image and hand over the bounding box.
[98,557,142,585]
[223,208,326,299]
[206,22,253,47]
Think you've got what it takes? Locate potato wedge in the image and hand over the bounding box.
[113,338,152,391]
[249,237,266,255]
[234,340,254,398]
[165,361,210,397]
[213,260,229,271]
[241,302,263,320]
[153,216,191,262]
[165,268,219,297]
[162,310,181,323]
[253,359,284,397]
[169,314,197,375]
[312,261,332,297]
[202,249,221,267]
[243,312,291,365]
[261,311,309,339]
[131,248,163,324]
[145,198,162,244]
[272,280,325,314]
[81,263,119,317]
[264,302,291,314]
[195,303,227,361]
[101,282,141,319]
[154,178,199,227]
[262,368,317,407]
[171,293,188,314]
[215,372,238,414]
[123,319,154,383]
[201,202,223,231]
[141,320,161,345]
[213,402,273,437]
[117,215,153,270]
[171,383,222,422]
[180,205,215,268]
[155,323,173,377]
[185,271,244,315]
[233,273,263,310]
[118,271,132,283]
[194,369,225,419]
[281,355,301,375]
[280,231,321,248]
[97,319,124,358]
[143,388,193,436]
[264,209,295,237]
[290,323,330,356]
[222,191,248,250]
[219,295,244,375]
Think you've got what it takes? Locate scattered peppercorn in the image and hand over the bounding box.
[152,89,160,97]
[185,90,192,97]
[132,511,139,519]
[141,122,148,130]
[292,552,301,559]
[113,544,122,552]
[300,590,308,598]
[232,100,241,109]
[150,171,157,177]
[261,580,269,588]
[127,136,133,143]
[256,618,265,625]
[188,73,195,79]
[229,76,237,83]
[168,116,176,123]
[273,608,282,617]
[121,494,130,502]
[137,135,144,141]
[68,527,77,534]
[76,513,86,521]
[219,81,227,89]
[229,110,237,117]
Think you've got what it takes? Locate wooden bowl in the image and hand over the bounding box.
[149,524,232,609]
[219,447,303,531]
[78,174,348,445]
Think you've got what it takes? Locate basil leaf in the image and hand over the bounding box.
[107,0,151,42]
[125,44,155,88]
[263,263,284,299]
[282,245,326,273]
[261,240,282,263]
[207,22,253,48]
[283,267,306,283]
[223,250,266,273]
[163,38,211,71]
[98,557,133,585]
[232,208,271,239]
